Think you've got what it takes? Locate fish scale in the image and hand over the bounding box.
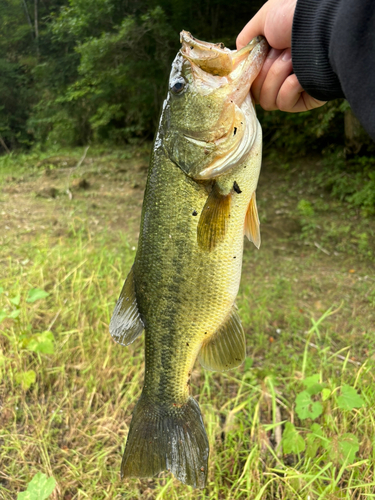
[136,153,243,404]
[110,31,268,488]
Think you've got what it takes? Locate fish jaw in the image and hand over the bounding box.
[161,34,268,180]
[180,30,234,76]
[179,32,268,113]
[180,30,264,79]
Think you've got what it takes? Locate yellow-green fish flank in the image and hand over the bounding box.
[110,31,268,489]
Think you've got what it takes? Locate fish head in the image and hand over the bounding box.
[160,31,268,180]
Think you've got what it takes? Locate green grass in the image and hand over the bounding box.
[1,147,375,499]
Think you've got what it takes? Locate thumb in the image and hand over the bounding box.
[237,0,296,50]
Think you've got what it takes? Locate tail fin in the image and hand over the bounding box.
[121,396,209,489]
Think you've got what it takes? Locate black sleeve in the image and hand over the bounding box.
[291,0,375,141]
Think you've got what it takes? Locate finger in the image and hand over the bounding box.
[251,48,283,103]
[264,0,296,48]
[258,49,293,111]
[237,0,296,50]
[277,74,327,112]
[236,7,267,49]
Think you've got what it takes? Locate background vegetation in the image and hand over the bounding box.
[1,0,374,498]
[1,0,264,148]
[1,0,375,210]
[1,147,374,499]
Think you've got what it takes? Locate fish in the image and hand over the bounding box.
[110,31,268,489]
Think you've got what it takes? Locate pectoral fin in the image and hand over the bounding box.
[244,191,260,249]
[198,306,245,372]
[109,266,144,346]
[197,185,231,251]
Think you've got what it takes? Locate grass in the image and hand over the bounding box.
[1,146,375,499]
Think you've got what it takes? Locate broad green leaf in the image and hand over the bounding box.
[8,309,20,319]
[27,332,55,354]
[306,383,323,396]
[322,388,331,401]
[0,287,4,294]
[16,491,33,500]
[337,385,364,410]
[303,374,320,387]
[15,370,36,390]
[303,374,323,395]
[295,390,323,420]
[325,433,359,465]
[306,423,324,458]
[26,288,49,303]
[17,472,56,500]
[340,434,360,463]
[282,422,305,454]
[10,294,20,306]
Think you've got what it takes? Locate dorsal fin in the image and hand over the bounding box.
[109,266,144,346]
[198,306,245,372]
[244,191,260,249]
[197,185,231,251]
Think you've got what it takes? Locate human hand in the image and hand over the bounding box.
[237,0,326,112]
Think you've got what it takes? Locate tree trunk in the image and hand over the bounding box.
[344,108,364,155]
[0,134,10,154]
[34,0,39,57]
[21,0,34,43]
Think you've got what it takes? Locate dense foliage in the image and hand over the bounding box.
[1,0,375,210]
[0,0,362,150]
[1,0,266,149]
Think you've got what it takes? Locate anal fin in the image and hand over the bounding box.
[198,306,245,372]
[197,184,231,251]
[244,191,261,249]
[109,266,144,346]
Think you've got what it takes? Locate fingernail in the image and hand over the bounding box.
[267,48,279,60]
[282,49,292,62]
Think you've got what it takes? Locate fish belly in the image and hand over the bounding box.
[134,147,246,403]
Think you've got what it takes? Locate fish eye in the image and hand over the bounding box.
[170,79,186,94]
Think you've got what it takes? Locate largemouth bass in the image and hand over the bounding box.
[110,31,268,489]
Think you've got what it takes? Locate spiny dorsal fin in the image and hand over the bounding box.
[197,185,231,251]
[109,266,144,346]
[244,191,260,249]
[198,306,245,372]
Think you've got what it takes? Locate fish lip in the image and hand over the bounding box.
[180,31,268,77]
[180,30,265,52]
[180,31,228,53]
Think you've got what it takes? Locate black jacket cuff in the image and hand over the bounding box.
[291,0,344,101]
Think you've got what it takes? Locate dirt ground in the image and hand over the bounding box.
[1,147,374,356]
[1,147,375,499]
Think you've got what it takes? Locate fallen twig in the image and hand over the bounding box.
[314,241,330,255]
[66,145,90,200]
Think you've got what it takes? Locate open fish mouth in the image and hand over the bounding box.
[162,32,268,181]
[178,32,268,180]
[180,31,265,78]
